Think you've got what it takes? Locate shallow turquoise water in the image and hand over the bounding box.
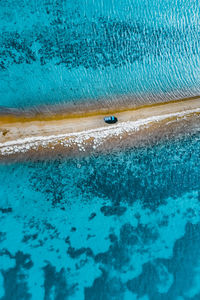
[1,1,200,299]
[0,0,200,108]
[0,132,200,299]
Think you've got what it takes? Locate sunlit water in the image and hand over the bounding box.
[0,0,200,109]
[0,132,200,299]
[1,1,200,299]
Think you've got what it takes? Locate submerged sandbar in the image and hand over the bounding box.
[0,97,200,162]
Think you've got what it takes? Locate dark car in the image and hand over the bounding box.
[104,116,118,124]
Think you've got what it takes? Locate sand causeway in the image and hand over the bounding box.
[0,97,199,162]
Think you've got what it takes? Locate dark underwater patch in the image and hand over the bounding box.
[88,212,96,220]
[0,232,6,242]
[1,251,33,300]
[78,134,200,210]
[43,264,75,300]
[85,268,124,300]
[127,222,200,299]
[100,205,127,216]
[22,233,38,243]
[29,159,66,206]
[67,246,93,259]
[94,222,158,270]
[0,208,12,214]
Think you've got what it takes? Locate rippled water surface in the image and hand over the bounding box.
[0,0,200,108]
[0,132,200,299]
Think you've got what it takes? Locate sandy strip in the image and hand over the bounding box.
[0,98,200,161]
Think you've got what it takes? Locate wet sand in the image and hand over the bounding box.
[0,97,200,162]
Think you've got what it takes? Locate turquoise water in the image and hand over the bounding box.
[0,132,200,299]
[0,0,200,109]
[1,1,200,299]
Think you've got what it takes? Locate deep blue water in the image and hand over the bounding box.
[0,132,200,299]
[0,0,200,108]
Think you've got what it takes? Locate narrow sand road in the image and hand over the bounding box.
[0,97,199,161]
